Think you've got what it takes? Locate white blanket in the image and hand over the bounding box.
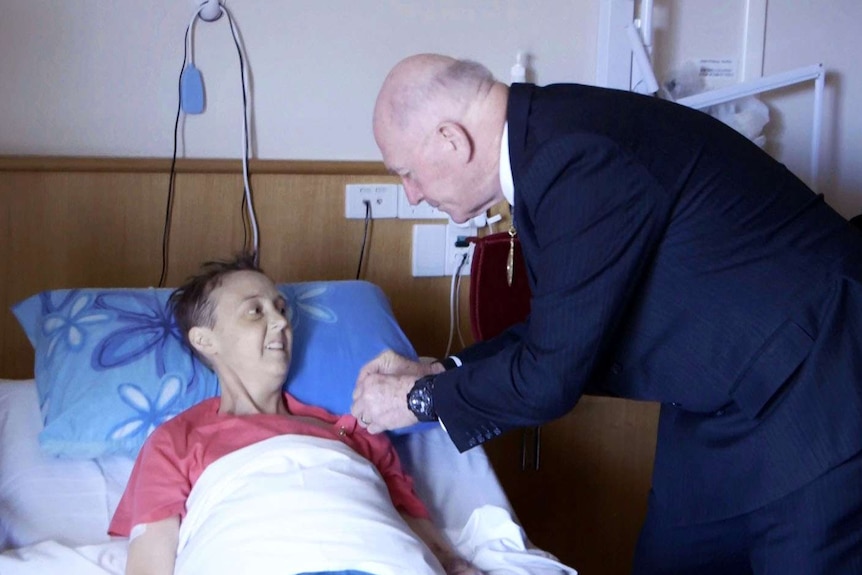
[448,507,576,575]
[0,435,577,575]
[176,434,443,574]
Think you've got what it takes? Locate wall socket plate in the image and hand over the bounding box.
[410,222,477,276]
[445,222,477,275]
[345,184,399,219]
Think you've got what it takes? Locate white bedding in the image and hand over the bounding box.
[0,541,128,575]
[0,380,578,574]
[0,509,574,575]
[177,434,442,574]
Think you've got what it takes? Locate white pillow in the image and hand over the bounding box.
[0,380,133,551]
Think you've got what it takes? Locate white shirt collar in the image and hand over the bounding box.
[499,122,515,207]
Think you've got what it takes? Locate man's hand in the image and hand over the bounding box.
[357,349,441,378]
[351,350,440,433]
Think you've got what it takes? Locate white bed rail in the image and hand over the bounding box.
[676,63,826,191]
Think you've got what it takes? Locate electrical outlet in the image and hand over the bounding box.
[345,184,398,219]
[397,186,448,219]
[445,222,477,276]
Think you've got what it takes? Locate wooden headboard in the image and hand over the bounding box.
[0,156,477,378]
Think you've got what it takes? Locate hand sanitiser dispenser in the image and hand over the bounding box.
[510,51,527,84]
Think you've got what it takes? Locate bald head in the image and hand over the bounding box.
[373,54,497,142]
[371,54,508,223]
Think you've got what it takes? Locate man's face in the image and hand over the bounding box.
[206,271,293,388]
[377,122,484,224]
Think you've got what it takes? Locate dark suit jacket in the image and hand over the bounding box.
[434,82,862,524]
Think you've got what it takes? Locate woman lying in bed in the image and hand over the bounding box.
[108,253,482,575]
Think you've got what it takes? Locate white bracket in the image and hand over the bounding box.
[192,0,223,21]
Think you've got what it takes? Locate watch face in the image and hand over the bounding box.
[409,391,429,413]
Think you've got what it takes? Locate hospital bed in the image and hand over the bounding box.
[2,155,642,572]
[0,279,576,574]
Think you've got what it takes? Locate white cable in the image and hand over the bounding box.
[186,9,200,67]
[186,2,260,258]
[444,262,458,358]
[444,253,469,357]
[222,4,259,258]
[455,266,467,349]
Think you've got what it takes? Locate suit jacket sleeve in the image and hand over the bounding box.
[436,133,674,451]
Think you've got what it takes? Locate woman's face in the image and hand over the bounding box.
[206,270,292,391]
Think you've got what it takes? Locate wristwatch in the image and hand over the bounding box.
[407,375,438,422]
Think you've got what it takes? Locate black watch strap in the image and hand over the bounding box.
[407,374,438,422]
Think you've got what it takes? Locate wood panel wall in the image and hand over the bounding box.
[0,156,658,574]
[0,156,477,377]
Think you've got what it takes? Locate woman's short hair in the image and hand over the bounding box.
[168,252,262,360]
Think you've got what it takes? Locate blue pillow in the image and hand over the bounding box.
[12,280,427,459]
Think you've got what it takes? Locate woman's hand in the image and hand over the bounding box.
[356,349,439,379]
[440,555,486,575]
[401,514,486,575]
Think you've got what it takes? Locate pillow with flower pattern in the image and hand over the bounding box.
[12,280,422,458]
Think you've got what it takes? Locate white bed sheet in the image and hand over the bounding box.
[0,380,576,574]
[0,380,121,550]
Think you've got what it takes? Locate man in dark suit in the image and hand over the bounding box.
[351,53,862,574]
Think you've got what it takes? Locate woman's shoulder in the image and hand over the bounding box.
[151,396,221,438]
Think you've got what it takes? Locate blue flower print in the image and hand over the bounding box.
[108,375,184,443]
[90,291,200,387]
[281,283,337,329]
[39,290,112,364]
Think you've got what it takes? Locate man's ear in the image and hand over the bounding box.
[189,326,216,357]
[436,121,474,163]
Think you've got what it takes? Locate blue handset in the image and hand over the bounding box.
[181,64,205,114]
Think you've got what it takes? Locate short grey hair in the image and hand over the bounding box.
[431,59,496,107]
[376,55,497,134]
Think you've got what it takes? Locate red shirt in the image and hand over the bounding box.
[109,393,429,536]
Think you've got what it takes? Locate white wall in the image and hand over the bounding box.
[760,0,861,218]
[1,0,859,216]
[0,0,595,161]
